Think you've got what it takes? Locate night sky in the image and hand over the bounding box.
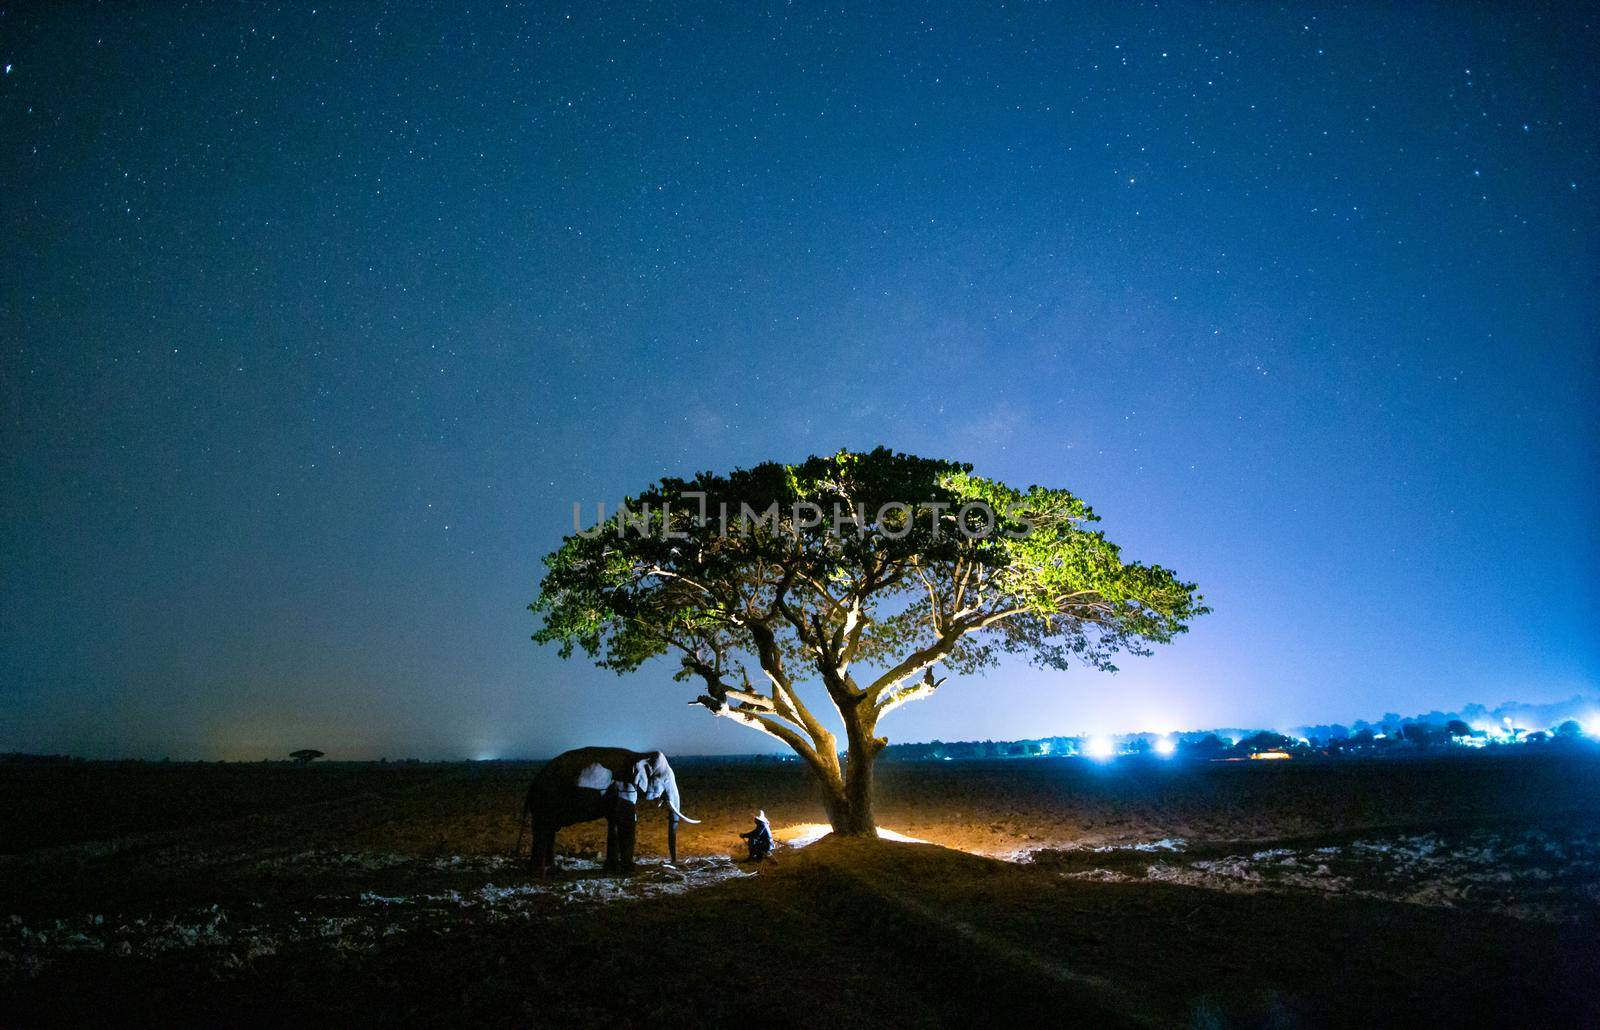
[2,3,1595,760]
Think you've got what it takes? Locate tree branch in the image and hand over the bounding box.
[914,564,945,633]
[678,647,806,737]
[747,621,838,758]
[689,695,819,764]
[863,606,1022,707]
[876,668,946,719]
[839,600,869,667]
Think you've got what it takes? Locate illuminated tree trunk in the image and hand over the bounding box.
[840,750,878,835]
[816,707,881,835]
[686,627,904,836]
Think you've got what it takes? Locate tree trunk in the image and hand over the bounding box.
[814,759,876,835]
[817,709,879,836]
[839,748,878,834]
[737,673,885,836]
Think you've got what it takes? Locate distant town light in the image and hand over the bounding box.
[1085,737,1115,760]
[1154,737,1177,756]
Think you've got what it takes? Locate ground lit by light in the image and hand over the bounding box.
[777,823,930,848]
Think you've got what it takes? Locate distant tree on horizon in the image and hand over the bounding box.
[289,749,325,765]
[1184,734,1228,759]
[1400,722,1435,748]
[531,448,1206,835]
[1235,731,1294,756]
[1347,728,1378,750]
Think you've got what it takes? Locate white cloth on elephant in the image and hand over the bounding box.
[575,761,641,802]
[575,762,614,790]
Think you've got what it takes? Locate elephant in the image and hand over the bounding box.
[520,747,700,874]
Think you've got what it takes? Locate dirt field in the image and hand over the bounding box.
[3,751,1598,1027]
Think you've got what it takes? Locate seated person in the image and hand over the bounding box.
[738,810,774,861]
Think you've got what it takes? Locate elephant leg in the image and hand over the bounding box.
[604,810,620,871]
[617,799,638,873]
[533,825,554,876]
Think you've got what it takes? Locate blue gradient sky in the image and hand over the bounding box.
[2,3,1595,759]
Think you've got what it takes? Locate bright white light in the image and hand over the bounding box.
[778,824,929,848]
[781,823,832,848]
[1154,737,1177,757]
[1085,737,1115,760]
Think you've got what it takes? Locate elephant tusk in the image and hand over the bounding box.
[668,802,701,824]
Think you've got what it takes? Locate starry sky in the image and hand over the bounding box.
[2,3,1595,760]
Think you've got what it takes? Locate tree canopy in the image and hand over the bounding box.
[532,448,1207,832]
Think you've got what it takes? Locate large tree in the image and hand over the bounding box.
[531,449,1206,835]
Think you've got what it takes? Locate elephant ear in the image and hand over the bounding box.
[630,758,654,799]
[575,762,615,791]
